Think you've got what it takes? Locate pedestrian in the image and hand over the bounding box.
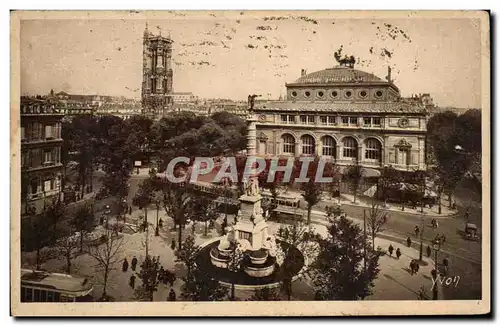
[168,288,176,302]
[415,261,420,274]
[443,257,449,268]
[131,256,138,272]
[431,218,437,229]
[406,237,412,247]
[414,226,420,237]
[396,248,401,259]
[171,239,176,250]
[464,208,470,222]
[441,235,446,245]
[159,218,163,228]
[426,245,432,257]
[191,222,196,235]
[388,244,394,257]
[122,258,129,272]
[129,274,136,289]
[129,206,132,215]
[409,260,415,275]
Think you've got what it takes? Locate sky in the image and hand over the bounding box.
[19,11,483,108]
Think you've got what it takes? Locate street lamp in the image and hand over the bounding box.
[432,240,441,270]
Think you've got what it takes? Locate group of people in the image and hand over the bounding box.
[387,244,402,259]
[409,259,420,275]
[121,255,178,301]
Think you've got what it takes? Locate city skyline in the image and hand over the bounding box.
[21,12,482,107]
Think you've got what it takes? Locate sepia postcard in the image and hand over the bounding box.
[10,10,490,316]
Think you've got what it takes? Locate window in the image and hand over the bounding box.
[364,117,382,127]
[342,137,358,158]
[365,138,382,161]
[349,117,358,125]
[291,91,297,97]
[304,91,311,97]
[44,149,53,164]
[342,117,349,125]
[359,90,367,98]
[288,115,296,124]
[328,116,336,125]
[301,135,315,155]
[282,134,295,154]
[45,125,54,139]
[331,91,338,98]
[322,136,336,157]
[320,116,327,125]
[345,90,352,98]
[375,90,383,98]
[44,179,53,191]
[300,115,314,124]
[21,127,26,140]
[317,91,324,98]
[281,115,288,123]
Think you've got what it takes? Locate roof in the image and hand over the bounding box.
[290,66,385,85]
[21,269,93,294]
[254,101,427,114]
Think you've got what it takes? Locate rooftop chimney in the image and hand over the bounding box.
[301,69,307,77]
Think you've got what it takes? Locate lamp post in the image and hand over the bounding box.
[432,240,441,270]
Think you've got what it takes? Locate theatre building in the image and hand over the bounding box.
[253,61,428,175]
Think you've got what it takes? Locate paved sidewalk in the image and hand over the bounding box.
[334,193,457,218]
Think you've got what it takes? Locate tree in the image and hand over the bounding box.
[180,269,228,301]
[366,199,389,251]
[44,198,67,236]
[162,182,195,250]
[21,214,55,269]
[134,255,162,302]
[248,287,282,301]
[174,236,200,291]
[276,222,317,300]
[192,198,218,237]
[301,179,323,225]
[55,234,79,274]
[344,164,365,204]
[133,178,155,256]
[311,213,382,300]
[71,203,95,252]
[87,226,125,300]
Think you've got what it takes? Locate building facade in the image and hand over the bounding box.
[141,26,174,119]
[254,62,428,173]
[171,92,198,104]
[20,98,64,215]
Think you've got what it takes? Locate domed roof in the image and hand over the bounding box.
[293,66,384,85]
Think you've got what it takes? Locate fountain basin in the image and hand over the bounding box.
[197,239,304,288]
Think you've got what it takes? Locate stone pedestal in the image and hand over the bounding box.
[234,193,268,250]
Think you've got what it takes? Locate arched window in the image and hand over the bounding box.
[342,137,358,158]
[301,135,315,155]
[322,136,336,157]
[282,134,295,155]
[365,138,382,161]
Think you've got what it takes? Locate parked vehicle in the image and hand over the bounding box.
[465,223,479,241]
